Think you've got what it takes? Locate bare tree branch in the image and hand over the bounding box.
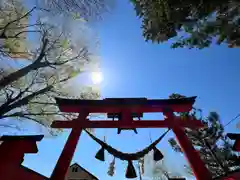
[4,23,42,30]
[34,37,49,63]
[1,113,50,128]
[30,102,56,105]
[3,112,60,118]
[0,124,21,130]
[0,0,102,134]
[0,71,39,109]
[0,38,48,88]
[0,85,53,116]
[0,30,41,39]
[49,47,88,66]
[0,6,36,38]
[3,88,14,100]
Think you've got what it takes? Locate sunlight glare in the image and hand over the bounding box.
[91,72,103,84]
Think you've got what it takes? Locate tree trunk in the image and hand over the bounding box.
[0,62,41,88]
[0,39,48,89]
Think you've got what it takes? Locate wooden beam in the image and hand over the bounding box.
[51,118,204,129]
[55,97,196,113]
[0,135,44,141]
[57,104,194,113]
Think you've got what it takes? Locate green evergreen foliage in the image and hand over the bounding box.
[168,93,240,178]
[131,0,240,48]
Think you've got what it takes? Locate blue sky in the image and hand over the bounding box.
[21,0,240,179]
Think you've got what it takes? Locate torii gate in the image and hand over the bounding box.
[0,135,44,180]
[50,96,213,180]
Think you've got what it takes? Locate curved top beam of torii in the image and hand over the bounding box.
[52,96,203,129]
[54,96,197,113]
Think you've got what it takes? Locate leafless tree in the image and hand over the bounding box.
[0,0,101,134]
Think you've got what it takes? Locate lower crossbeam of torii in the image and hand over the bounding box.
[50,97,212,180]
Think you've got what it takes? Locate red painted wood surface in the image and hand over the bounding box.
[17,165,48,180]
[50,128,82,180]
[0,135,43,180]
[164,110,212,180]
[55,97,196,113]
[51,117,204,129]
[50,112,88,180]
[51,97,212,180]
[220,172,240,180]
[4,96,240,180]
[226,133,240,152]
[233,139,240,151]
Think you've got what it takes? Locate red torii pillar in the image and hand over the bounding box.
[50,112,88,180]
[163,108,211,180]
[0,135,44,180]
[50,97,212,180]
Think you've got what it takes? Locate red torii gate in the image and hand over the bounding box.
[0,135,44,180]
[50,96,212,180]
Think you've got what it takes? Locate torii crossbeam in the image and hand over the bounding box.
[50,97,212,180]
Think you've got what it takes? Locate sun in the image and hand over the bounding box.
[91,72,103,84]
